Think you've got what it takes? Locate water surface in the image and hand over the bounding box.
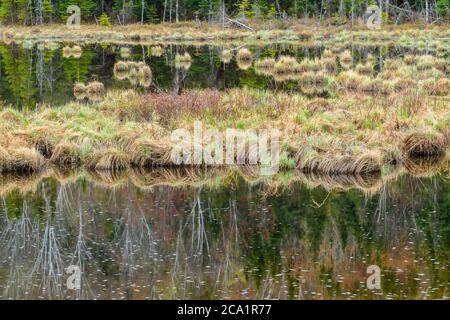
[0,41,441,108]
[0,168,448,300]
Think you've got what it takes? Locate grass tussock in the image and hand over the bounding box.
[74,81,105,102]
[86,148,129,171]
[220,49,233,64]
[150,45,164,57]
[73,82,87,100]
[129,139,173,167]
[0,146,45,174]
[255,57,276,75]
[296,147,382,175]
[174,52,192,70]
[62,45,82,58]
[403,156,447,177]
[49,143,81,168]
[356,63,373,76]
[402,132,447,157]
[114,61,152,87]
[236,48,253,70]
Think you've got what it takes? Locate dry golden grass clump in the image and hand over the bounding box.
[336,70,366,91]
[86,148,129,171]
[49,143,81,168]
[403,54,418,65]
[382,59,404,72]
[340,50,352,64]
[62,45,82,58]
[296,147,382,175]
[129,139,173,167]
[274,56,301,75]
[0,146,45,174]
[220,49,233,64]
[322,49,335,59]
[236,48,253,70]
[359,78,387,95]
[299,72,330,96]
[420,78,450,96]
[299,71,329,85]
[305,98,333,113]
[174,52,192,70]
[415,54,447,72]
[298,58,321,73]
[34,138,54,158]
[254,57,276,76]
[86,81,105,102]
[356,63,373,76]
[73,82,87,100]
[113,61,129,80]
[120,47,131,58]
[402,132,447,157]
[150,45,164,57]
[114,61,153,87]
[377,69,401,81]
[320,57,338,73]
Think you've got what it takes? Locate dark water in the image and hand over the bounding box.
[0,41,438,108]
[0,169,448,300]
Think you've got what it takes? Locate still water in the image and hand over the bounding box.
[0,168,448,300]
[0,39,449,300]
[0,41,438,108]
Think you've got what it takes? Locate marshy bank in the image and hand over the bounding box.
[1,22,449,47]
[1,87,449,175]
[0,154,447,199]
[0,50,449,177]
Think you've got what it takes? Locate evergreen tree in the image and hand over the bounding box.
[99,12,110,25]
[146,3,159,23]
[43,0,54,22]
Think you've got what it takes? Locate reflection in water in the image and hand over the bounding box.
[0,167,448,300]
[0,41,436,108]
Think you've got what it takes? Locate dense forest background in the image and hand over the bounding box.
[0,0,448,26]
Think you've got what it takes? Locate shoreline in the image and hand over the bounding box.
[0,156,448,198]
[1,22,449,46]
